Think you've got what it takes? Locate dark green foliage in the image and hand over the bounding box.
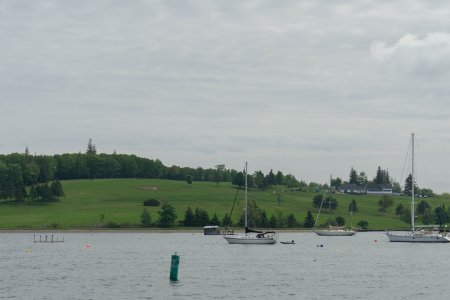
[283,174,299,188]
[50,180,65,197]
[35,183,55,202]
[434,205,449,225]
[286,213,297,228]
[253,171,268,189]
[194,208,210,226]
[183,207,194,226]
[325,196,338,211]
[335,216,345,226]
[349,167,358,184]
[330,177,342,189]
[105,221,120,228]
[312,194,323,208]
[304,211,315,228]
[158,203,177,227]
[210,213,220,226]
[416,200,430,215]
[268,215,278,228]
[404,174,418,196]
[400,208,411,224]
[420,188,435,198]
[373,166,390,185]
[275,171,284,185]
[395,203,405,216]
[313,195,338,210]
[86,138,97,155]
[357,220,369,229]
[140,209,152,227]
[222,213,233,227]
[231,171,244,186]
[186,175,193,184]
[378,195,393,213]
[214,164,225,186]
[143,199,160,206]
[348,199,358,213]
[260,210,268,227]
[266,169,275,186]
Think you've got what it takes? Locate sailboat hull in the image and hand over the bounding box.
[224,235,277,244]
[387,232,450,243]
[314,229,356,236]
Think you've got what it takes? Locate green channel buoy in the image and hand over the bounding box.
[170,252,180,281]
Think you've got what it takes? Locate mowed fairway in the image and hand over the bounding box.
[0,179,447,230]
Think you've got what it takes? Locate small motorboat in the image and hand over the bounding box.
[280,240,295,244]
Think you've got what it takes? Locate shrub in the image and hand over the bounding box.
[143,199,160,206]
[335,216,345,226]
[357,220,369,230]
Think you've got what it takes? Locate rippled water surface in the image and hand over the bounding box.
[1,231,449,299]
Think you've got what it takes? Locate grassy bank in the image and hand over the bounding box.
[0,179,448,230]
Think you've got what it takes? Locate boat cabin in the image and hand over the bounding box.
[203,225,221,235]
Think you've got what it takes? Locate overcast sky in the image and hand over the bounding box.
[1,1,450,192]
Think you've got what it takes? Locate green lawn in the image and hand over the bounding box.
[0,179,448,230]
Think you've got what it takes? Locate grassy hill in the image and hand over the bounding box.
[0,178,448,230]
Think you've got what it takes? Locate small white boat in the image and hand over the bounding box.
[224,162,278,245]
[314,228,356,236]
[387,133,449,243]
[313,176,357,237]
[280,240,296,244]
[224,230,278,244]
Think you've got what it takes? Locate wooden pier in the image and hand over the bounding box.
[33,234,64,243]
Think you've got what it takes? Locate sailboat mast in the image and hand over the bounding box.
[244,161,248,230]
[411,133,415,233]
[328,175,332,227]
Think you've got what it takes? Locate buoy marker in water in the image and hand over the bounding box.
[170,252,180,281]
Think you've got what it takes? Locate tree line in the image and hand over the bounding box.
[333,166,435,197]
[0,140,303,202]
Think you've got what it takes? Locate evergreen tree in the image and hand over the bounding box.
[222,213,233,227]
[86,138,97,155]
[260,210,268,227]
[275,171,284,185]
[50,180,65,197]
[378,195,393,213]
[268,214,278,228]
[374,166,390,185]
[434,205,449,225]
[267,169,276,186]
[194,208,210,226]
[349,167,358,184]
[312,194,323,208]
[286,213,297,228]
[304,211,315,228]
[404,174,418,196]
[416,200,430,216]
[357,172,368,186]
[210,213,220,226]
[395,203,405,216]
[348,199,358,213]
[232,172,244,186]
[158,203,177,227]
[183,207,194,226]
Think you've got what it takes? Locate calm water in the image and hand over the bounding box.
[1,231,449,299]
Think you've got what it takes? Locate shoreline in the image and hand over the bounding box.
[0,228,390,233]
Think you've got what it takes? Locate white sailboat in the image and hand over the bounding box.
[314,176,356,236]
[224,162,278,244]
[387,133,449,243]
